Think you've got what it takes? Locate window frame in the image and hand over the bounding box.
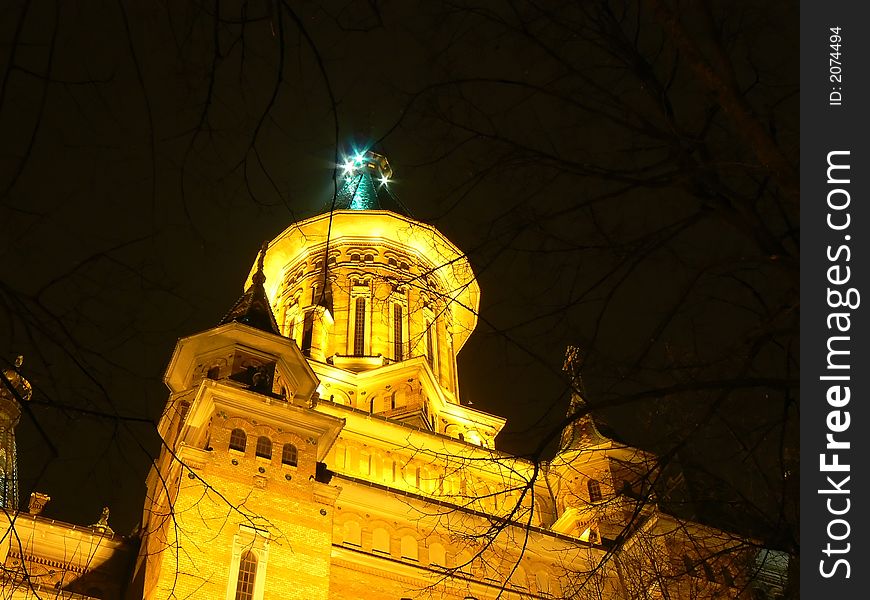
[255,436,272,460]
[225,526,269,600]
[234,550,257,600]
[391,300,406,362]
[229,429,247,453]
[587,478,603,503]
[281,443,298,467]
[348,281,371,356]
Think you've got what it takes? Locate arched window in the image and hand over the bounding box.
[229,429,247,452]
[682,555,696,576]
[456,550,472,574]
[388,257,397,267]
[235,551,257,600]
[301,311,314,355]
[351,253,361,262]
[510,565,528,589]
[364,253,374,262]
[255,436,272,460]
[701,561,716,581]
[428,542,446,567]
[343,521,361,546]
[282,444,298,467]
[372,528,390,554]
[353,297,366,356]
[425,320,435,368]
[400,535,418,561]
[393,304,404,361]
[588,479,603,503]
[535,571,551,595]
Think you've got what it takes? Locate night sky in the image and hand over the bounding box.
[1,0,798,545]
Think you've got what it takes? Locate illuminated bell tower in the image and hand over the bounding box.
[0,355,30,509]
[254,150,502,447]
[548,347,658,543]
[135,247,345,600]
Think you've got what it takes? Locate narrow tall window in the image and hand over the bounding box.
[425,320,434,368]
[353,297,366,356]
[372,528,390,554]
[235,551,257,600]
[301,311,314,355]
[255,436,272,460]
[393,304,404,361]
[588,479,603,503]
[285,316,296,343]
[229,429,247,452]
[282,444,298,467]
[400,535,418,561]
[682,555,696,576]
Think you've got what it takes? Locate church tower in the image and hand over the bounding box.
[135,247,345,600]
[256,151,500,446]
[0,356,30,509]
[547,348,658,544]
[134,150,526,600]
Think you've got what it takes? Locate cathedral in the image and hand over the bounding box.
[0,152,785,599]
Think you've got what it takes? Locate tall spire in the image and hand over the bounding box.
[219,241,282,335]
[559,346,611,451]
[329,150,412,216]
[0,355,31,509]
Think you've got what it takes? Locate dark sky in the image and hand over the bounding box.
[1,1,798,538]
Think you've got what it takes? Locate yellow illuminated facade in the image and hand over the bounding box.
[1,153,785,599]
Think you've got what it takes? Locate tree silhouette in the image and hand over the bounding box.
[0,1,797,598]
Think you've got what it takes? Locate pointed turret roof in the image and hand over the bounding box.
[325,151,412,216]
[560,395,613,450]
[558,346,623,451]
[219,242,282,335]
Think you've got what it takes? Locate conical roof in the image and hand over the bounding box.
[219,242,281,335]
[558,345,621,451]
[560,394,613,450]
[325,151,412,216]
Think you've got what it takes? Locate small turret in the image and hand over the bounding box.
[0,355,31,509]
[219,241,282,335]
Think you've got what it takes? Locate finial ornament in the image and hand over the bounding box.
[562,345,585,396]
[2,354,32,403]
[252,241,268,286]
[92,506,114,535]
[28,492,50,515]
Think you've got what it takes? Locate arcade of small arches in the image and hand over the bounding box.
[274,242,459,392]
[318,385,495,448]
[327,439,529,517]
[227,429,299,467]
[218,419,309,473]
[335,513,563,596]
